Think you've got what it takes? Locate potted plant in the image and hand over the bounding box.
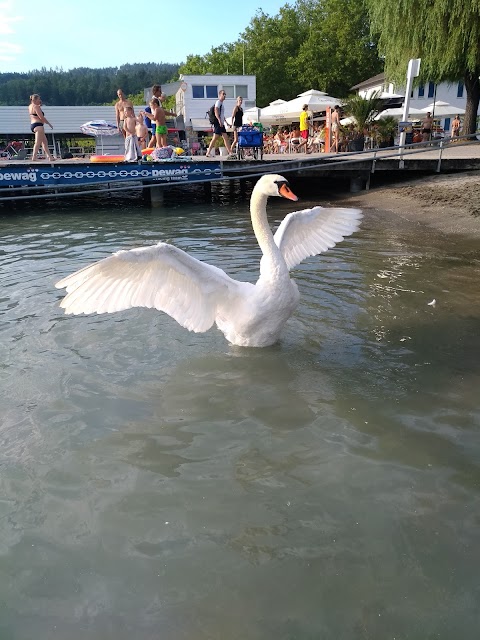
[376,116,397,148]
[214,136,228,156]
[345,92,384,151]
[202,135,228,155]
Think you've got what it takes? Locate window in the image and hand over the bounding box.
[236,84,248,99]
[191,83,249,99]
[221,85,248,99]
[192,85,204,99]
[418,84,425,98]
[457,81,464,98]
[444,117,450,132]
[205,85,218,99]
[428,82,435,98]
[192,85,219,99]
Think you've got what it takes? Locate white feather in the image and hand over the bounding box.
[274,206,363,270]
[56,243,239,333]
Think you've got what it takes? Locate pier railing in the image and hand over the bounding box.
[224,133,479,177]
[0,134,478,202]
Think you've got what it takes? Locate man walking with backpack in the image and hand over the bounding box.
[205,89,232,157]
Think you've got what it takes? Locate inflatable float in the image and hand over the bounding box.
[90,148,155,163]
[90,155,124,163]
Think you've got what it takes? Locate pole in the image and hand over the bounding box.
[242,45,245,75]
[399,58,421,167]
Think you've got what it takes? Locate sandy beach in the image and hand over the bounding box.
[343,172,480,237]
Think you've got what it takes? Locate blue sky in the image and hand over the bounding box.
[0,0,287,73]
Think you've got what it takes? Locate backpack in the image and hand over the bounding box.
[207,104,217,125]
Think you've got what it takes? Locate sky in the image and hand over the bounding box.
[0,0,288,74]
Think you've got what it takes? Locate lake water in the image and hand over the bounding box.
[1,182,479,639]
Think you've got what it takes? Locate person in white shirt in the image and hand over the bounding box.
[205,89,232,157]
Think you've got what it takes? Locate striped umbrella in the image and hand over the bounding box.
[80,120,120,154]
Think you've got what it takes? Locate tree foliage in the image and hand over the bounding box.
[241,7,307,106]
[0,63,180,106]
[367,0,480,133]
[290,0,383,99]
[179,0,383,107]
[0,1,386,111]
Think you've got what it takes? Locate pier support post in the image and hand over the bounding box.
[149,185,164,207]
[349,175,365,193]
[203,181,212,200]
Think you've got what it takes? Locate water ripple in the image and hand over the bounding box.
[0,192,479,638]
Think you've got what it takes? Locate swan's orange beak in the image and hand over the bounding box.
[279,183,298,201]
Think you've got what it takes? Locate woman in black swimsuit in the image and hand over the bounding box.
[29,94,55,161]
[230,96,244,152]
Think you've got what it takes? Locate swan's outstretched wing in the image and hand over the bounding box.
[55,242,241,333]
[274,207,363,270]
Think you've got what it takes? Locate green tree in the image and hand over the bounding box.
[241,7,307,106]
[0,62,181,106]
[180,1,382,107]
[180,54,207,75]
[367,0,480,134]
[291,0,383,98]
[180,44,239,76]
[181,7,308,106]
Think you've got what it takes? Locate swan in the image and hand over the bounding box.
[55,174,362,347]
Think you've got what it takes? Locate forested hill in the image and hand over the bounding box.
[0,62,181,105]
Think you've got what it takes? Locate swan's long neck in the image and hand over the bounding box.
[250,189,285,278]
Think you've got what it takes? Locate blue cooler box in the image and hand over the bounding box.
[238,127,263,147]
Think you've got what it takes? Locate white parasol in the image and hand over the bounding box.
[420,101,466,117]
[80,120,120,153]
[374,107,424,120]
[259,90,341,125]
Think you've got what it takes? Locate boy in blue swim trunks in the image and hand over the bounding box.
[144,84,162,147]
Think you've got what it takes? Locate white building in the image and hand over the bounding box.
[351,72,473,131]
[172,74,257,134]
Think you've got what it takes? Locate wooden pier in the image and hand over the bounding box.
[1,139,479,203]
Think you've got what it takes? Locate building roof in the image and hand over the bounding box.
[143,81,182,101]
[0,106,120,135]
[350,72,386,91]
[179,73,255,80]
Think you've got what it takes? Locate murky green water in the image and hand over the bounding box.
[1,183,479,639]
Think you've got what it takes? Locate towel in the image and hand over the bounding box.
[124,135,141,162]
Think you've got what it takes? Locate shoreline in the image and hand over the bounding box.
[340,172,480,237]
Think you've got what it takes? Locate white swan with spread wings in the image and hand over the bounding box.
[55,174,362,347]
